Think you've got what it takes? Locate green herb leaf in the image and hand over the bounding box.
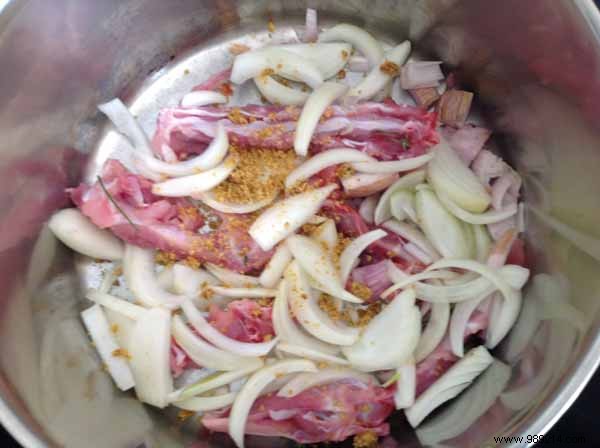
[97,176,138,231]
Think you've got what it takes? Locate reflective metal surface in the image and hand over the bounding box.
[1,0,600,447]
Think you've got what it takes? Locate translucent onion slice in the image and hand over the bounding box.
[310,219,338,256]
[173,392,237,412]
[48,208,124,260]
[339,229,387,284]
[195,191,277,214]
[205,263,260,287]
[229,360,317,448]
[181,90,227,108]
[259,244,292,288]
[86,290,146,321]
[282,43,352,79]
[473,224,493,263]
[394,359,416,409]
[381,270,474,301]
[415,303,450,362]
[294,82,349,156]
[170,360,263,402]
[135,122,228,177]
[390,189,417,223]
[172,315,261,370]
[359,195,378,224]
[277,343,349,365]
[450,293,490,357]
[303,8,318,42]
[374,170,426,225]
[123,245,187,308]
[182,300,278,357]
[157,266,174,291]
[343,288,421,371]
[318,24,384,68]
[347,55,370,72]
[486,290,523,349]
[428,139,491,213]
[172,263,219,296]
[285,148,375,188]
[249,184,338,251]
[287,234,363,303]
[285,261,359,345]
[382,219,441,263]
[151,155,237,197]
[277,368,376,398]
[104,307,135,352]
[405,346,493,427]
[207,286,277,298]
[400,61,444,90]
[129,308,173,408]
[254,75,310,106]
[81,304,135,391]
[353,153,433,174]
[272,280,338,354]
[342,173,399,198]
[231,47,324,88]
[348,41,411,101]
[437,189,518,225]
[98,98,152,155]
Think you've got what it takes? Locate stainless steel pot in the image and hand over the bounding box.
[1,0,600,447]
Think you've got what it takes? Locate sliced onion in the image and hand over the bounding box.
[259,244,292,288]
[129,308,173,407]
[353,153,433,174]
[81,304,135,391]
[382,219,441,263]
[359,195,378,224]
[486,290,522,349]
[318,24,384,68]
[415,303,450,362]
[374,170,426,225]
[173,392,237,412]
[390,189,417,223]
[348,41,411,101]
[86,290,146,320]
[428,138,491,213]
[157,266,174,291]
[405,345,493,427]
[123,245,187,308]
[151,155,236,197]
[280,43,353,79]
[249,184,338,251]
[450,293,491,357]
[473,224,493,263]
[294,82,349,156]
[394,359,416,409]
[205,263,260,287]
[231,47,324,88]
[285,261,359,345]
[48,208,124,260]
[381,270,458,299]
[343,288,420,371]
[272,280,338,354]
[135,122,228,177]
[195,190,276,214]
[98,98,152,155]
[303,8,318,42]
[400,61,444,90]
[172,315,261,371]
[254,75,310,106]
[170,360,263,402]
[437,189,517,225]
[172,263,219,296]
[181,90,227,108]
[104,307,135,351]
[287,234,362,303]
[339,229,387,284]
[229,360,317,448]
[285,148,375,188]
[182,300,278,357]
[207,285,277,298]
[310,219,338,256]
[277,368,376,398]
[342,173,399,198]
[533,274,586,332]
[277,343,349,365]
[415,188,471,259]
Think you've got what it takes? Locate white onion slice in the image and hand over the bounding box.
[231,47,324,88]
[195,191,276,214]
[287,234,362,303]
[250,184,338,251]
[48,208,124,260]
[339,229,387,284]
[280,43,353,79]
[171,263,219,296]
[310,219,338,256]
[135,122,228,177]
[400,61,444,90]
[294,82,349,156]
[205,263,260,287]
[182,300,278,357]
[473,224,493,263]
[374,170,426,225]
[437,190,518,225]
[486,289,523,349]
[394,359,416,409]
[152,156,236,197]
[382,219,441,263]
[81,305,135,391]
[98,98,152,155]
[343,288,421,371]
[342,173,398,198]
[254,75,310,106]
[390,189,417,223]
[353,153,433,174]
[285,148,375,188]
[415,303,450,362]
[348,41,411,101]
[207,286,277,298]
[229,360,317,448]
[303,8,318,42]
[85,290,146,320]
[181,90,227,108]
[450,293,490,357]
[129,308,173,408]
[104,307,135,352]
[405,346,493,427]
[272,280,338,354]
[285,261,359,345]
[347,55,370,72]
[172,315,261,371]
[381,270,456,298]
[277,368,376,397]
[259,244,292,288]
[173,392,237,412]
[359,195,378,224]
[318,24,384,68]
[123,245,188,308]
[277,343,349,365]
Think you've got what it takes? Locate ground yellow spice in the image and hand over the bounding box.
[353,430,378,448]
[177,410,196,422]
[380,60,400,76]
[318,294,354,325]
[336,163,355,179]
[111,348,132,360]
[286,180,315,196]
[355,301,382,327]
[349,281,372,301]
[183,256,202,270]
[332,236,353,267]
[155,250,177,266]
